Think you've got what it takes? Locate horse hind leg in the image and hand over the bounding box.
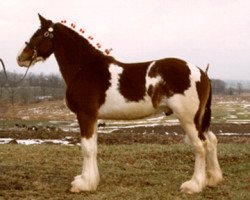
[179,92,222,192]
[180,122,207,194]
[197,88,223,187]
[205,131,223,187]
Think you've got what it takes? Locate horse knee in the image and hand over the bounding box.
[195,142,206,157]
[81,134,98,158]
[188,138,206,158]
[207,131,218,145]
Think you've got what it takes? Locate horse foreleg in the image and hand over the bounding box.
[70,112,100,192]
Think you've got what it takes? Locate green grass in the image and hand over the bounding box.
[0,144,249,200]
[212,101,250,123]
[2,99,249,129]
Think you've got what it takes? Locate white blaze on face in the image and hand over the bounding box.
[17,44,29,67]
[17,44,45,67]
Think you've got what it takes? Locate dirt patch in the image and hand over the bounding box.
[0,123,249,145]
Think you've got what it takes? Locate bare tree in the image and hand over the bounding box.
[5,73,20,105]
[0,70,65,104]
[237,82,242,95]
[0,71,7,99]
[211,79,226,94]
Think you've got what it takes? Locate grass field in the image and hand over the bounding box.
[0,143,249,200]
[0,95,249,199]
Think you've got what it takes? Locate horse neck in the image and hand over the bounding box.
[53,23,104,85]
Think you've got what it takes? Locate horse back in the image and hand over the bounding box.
[66,57,210,120]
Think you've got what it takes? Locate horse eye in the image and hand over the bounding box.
[44,32,50,37]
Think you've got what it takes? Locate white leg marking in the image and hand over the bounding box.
[205,131,223,187]
[162,74,207,193]
[180,124,207,194]
[70,131,100,192]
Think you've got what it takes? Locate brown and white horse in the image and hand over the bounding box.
[17,14,223,194]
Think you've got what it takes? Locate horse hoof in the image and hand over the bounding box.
[180,180,204,194]
[70,174,99,192]
[206,172,223,187]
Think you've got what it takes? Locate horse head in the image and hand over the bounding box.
[17,14,54,67]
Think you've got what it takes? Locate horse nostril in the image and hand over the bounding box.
[17,55,25,67]
[17,55,24,62]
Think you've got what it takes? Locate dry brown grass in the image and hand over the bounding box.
[0,143,249,200]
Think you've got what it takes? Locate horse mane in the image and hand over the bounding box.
[53,23,113,65]
[52,22,115,86]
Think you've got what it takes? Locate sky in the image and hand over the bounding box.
[0,0,250,80]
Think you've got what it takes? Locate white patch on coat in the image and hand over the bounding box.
[145,61,162,88]
[165,77,199,122]
[158,63,207,193]
[151,61,201,118]
[187,62,201,82]
[98,64,156,119]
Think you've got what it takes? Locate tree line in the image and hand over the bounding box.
[0,71,247,105]
[0,71,65,105]
[211,79,245,95]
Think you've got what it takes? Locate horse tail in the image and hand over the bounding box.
[195,71,212,141]
[205,63,210,74]
[201,83,212,135]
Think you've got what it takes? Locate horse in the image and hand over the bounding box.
[17,14,223,194]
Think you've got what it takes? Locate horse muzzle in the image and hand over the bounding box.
[17,56,31,67]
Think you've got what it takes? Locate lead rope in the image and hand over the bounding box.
[0,58,29,84]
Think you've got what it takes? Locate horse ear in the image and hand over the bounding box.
[38,13,52,28]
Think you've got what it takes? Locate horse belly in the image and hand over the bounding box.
[98,95,155,120]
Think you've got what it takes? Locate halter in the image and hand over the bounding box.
[24,27,54,67]
[24,41,38,65]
